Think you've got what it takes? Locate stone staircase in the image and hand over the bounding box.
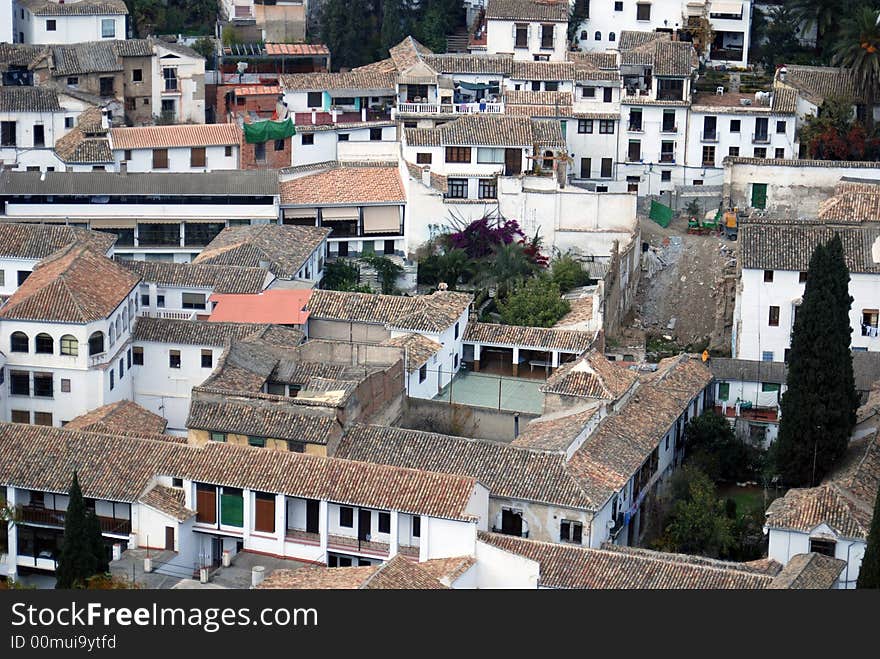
[446,30,470,54]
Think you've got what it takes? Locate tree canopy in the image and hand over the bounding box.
[56,472,108,589]
[858,487,880,588]
[497,276,570,327]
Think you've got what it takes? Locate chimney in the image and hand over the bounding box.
[311,109,316,125]
[361,107,366,122]
[421,166,431,188]
[331,107,337,123]
[101,108,110,130]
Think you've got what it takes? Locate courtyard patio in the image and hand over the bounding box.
[433,370,545,414]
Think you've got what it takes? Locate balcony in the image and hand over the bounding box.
[394,102,504,116]
[285,528,321,546]
[628,123,643,133]
[327,533,390,557]
[752,132,770,144]
[18,506,131,535]
[88,351,107,367]
[660,153,675,163]
[701,131,719,143]
[140,310,196,321]
[491,526,529,538]
[710,47,745,62]
[660,124,678,133]
[398,544,420,558]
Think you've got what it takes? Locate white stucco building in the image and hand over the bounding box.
[484,0,570,62]
[13,0,127,45]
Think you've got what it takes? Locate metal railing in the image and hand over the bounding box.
[327,533,390,556]
[491,526,529,538]
[19,506,132,535]
[396,102,504,115]
[752,132,770,144]
[701,131,719,142]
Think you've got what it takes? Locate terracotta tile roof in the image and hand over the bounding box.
[511,405,604,452]
[619,32,696,77]
[186,397,341,446]
[817,180,880,223]
[505,90,572,107]
[479,532,776,588]
[568,51,618,69]
[120,260,268,294]
[233,85,281,96]
[740,220,880,273]
[505,103,573,117]
[208,290,311,325]
[132,317,274,346]
[110,124,242,150]
[509,60,575,81]
[307,289,471,333]
[464,322,595,353]
[337,425,594,509]
[388,36,433,71]
[619,31,669,51]
[0,245,138,323]
[258,555,447,589]
[766,553,846,589]
[486,0,569,21]
[765,431,880,540]
[114,38,154,58]
[279,70,396,93]
[406,115,536,147]
[708,358,787,385]
[0,423,480,520]
[0,43,50,68]
[565,356,711,507]
[724,157,880,169]
[419,556,476,585]
[138,484,194,521]
[382,333,443,373]
[193,225,330,279]
[65,400,168,436]
[265,43,330,56]
[51,41,122,76]
[0,86,61,112]
[541,350,638,400]
[554,294,594,329]
[279,166,406,205]
[424,54,512,74]
[780,65,862,104]
[53,127,113,164]
[532,118,566,148]
[18,0,128,15]
[0,222,115,259]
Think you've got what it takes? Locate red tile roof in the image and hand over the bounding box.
[110,124,242,150]
[280,166,406,205]
[208,290,311,325]
[265,43,331,56]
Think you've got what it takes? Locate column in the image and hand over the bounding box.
[512,347,520,377]
[148,283,158,312]
[418,517,429,562]
[242,488,252,546]
[389,511,399,558]
[551,351,560,368]
[473,344,481,372]
[178,222,185,248]
[6,487,17,581]
[318,500,329,560]
[275,494,286,556]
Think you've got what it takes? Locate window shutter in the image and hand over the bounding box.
[254,494,275,533]
[560,519,570,540]
[573,523,583,543]
[512,23,516,40]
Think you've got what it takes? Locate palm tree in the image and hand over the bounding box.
[790,0,851,52]
[832,6,880,134]
[482,242,536,299]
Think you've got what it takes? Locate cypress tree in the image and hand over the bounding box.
[775,235,859,486]
[55,472,98,589]
[87,510,110,575]
[858,487,880,588]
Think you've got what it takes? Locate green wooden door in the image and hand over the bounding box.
[751,183,768,209]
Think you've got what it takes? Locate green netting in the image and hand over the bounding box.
[649,200,674,228]
[243,118,296,144]
[220,494,244,527]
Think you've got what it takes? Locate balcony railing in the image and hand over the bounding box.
[395,102,504,115]
[285,528,321,545]
[88,351,107,367]
[660,153,675,163]
[628,123,643,132]
[398,544,420,558]
[752,132,770,144]
[19,506,131,535]
[140,310,196,321]
[491,526,529,538]
[327,533,390,556]
[661,124,678,133]
[701,131,719,142]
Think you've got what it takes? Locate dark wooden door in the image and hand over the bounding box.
[504,148,521,176]
[501,509,523,536]
[358,509,372,541]
[164,526,175,551]
[306,499,320,534]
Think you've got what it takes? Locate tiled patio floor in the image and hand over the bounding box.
[433,371,545,414]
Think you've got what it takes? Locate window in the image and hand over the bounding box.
[1,121,16,147]
[34,412,53,427]
[626,175,640,193]
[109,370,114,390]
[59,378,71,394]
[661,110,676,132]
[539,24,554,49]
[582,87,596,99]
[702,146,715,166]
[754,147,767,158]
[478,178,497,199]
[287,441,305,453]
[768,306,780,326]
[628,109,642,131]
[729,146,740,157]
[578,119,593,134]
[580,157,591,178]
[445,146,471,163]
[339,506,354,528]
[307,92,322,108]
[301,134,314,146]
[661,170,671,182]
[169,350,181,369]
[220,487,244,527]
[10,332,28,353]
[163,67,177,91]
[225,145,233,157]
[378,512,391,534]
[152,149,168,170]
[718,382,730,401]
[446,178,468,199]
[799,271,808,283]
[88,331,104,356]
[775,148,785,159]
[119,358,124,379]
[190,147,206,168]
[369,128,383,141]
[809,538,836,557]
[101,18,115,38]
[614,1,623,9]
[65,116,74,129]
[776,120,786,134]
[609,32,616,41]
[515,24,528,48]
[132,68,143,83]
[476,147,504,163]
[764,270,774,283]
[761,382,781,393]
[182,292,206,310]
[247,436,266,448]
[254,492,275,533]
[11,410,29,424]
[34,333,53,354]
[693,179,703,186]
[210,432,226,443]
[254,142,266,162]
[46,19,56,31]
[762,351,774,362]
[603,87,613,104]
[419,364,427,383]
[274,139,285,152]
[595,31,602,40]
[10,371,29,396]
[599,119,614,133]
[560,519,583,544]
[33,124,44,148]
[416,152,432,164]
[730,119,740,132]
[627,140,641,162]
[636,2,651,20]
[600,158,613,178]
[99,77,114,97]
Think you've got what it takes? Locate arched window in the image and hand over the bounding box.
[60,335,79,356]
[128,300,134,320]
[123,312,129,331]
[109,324,116,346]
[116,316,122,336]
[580,30,587,40]
[89,331,105,356]
[609,32,616,42]
[595,31,602,40]
[10,332,28,352]
[543,150,554,169]
[35,333,53,354]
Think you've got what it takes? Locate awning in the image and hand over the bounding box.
[320,207,358,221]
[242,117,296,144]
[88,219,135,228]
[458,81,495,91]
[283,207,318,219]
[137,219,183,225]
[183,219,226,224]
[709,0,742,15]
[362,206,399,234]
